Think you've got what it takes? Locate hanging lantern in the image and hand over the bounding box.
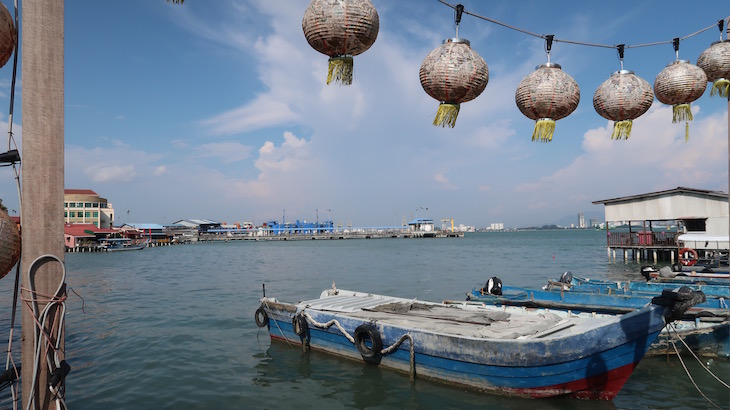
[0,1,16,69]
[515,63,580,142]
[697,40,730,98]
[593,70,653,140]
[654,60,707,141]
[419,38,489,128]
[302,0,379,85]
[0,209,20,280]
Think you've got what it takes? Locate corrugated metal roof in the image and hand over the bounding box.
[593,187,728,205]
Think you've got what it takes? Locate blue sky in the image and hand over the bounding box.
[0,0,728,228]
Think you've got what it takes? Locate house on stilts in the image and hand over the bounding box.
[592,187,729,266]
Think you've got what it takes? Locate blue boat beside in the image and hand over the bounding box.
[256,284,705,399]
[467,278,729,358]
[542,272,730,299]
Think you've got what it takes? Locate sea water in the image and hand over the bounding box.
[0,230,727,409]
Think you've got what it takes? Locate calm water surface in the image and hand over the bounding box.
[1,230,727,409]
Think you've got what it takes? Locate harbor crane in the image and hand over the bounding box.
[441,218,454,231]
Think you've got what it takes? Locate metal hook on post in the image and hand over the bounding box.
[672,37,680,60]
[454,4,464,38]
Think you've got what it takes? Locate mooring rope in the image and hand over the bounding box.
[20,254,68,410]
[380,333,416,381]
[667,323,729,388]
[666,324,728,410]
[263,300,292,347]
[300,312,416,380]
[302,312,354,343]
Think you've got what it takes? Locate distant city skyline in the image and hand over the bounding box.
[0,1,727,229]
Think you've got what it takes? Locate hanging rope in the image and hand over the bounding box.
[665,324,729,410]
[21,254,69,410]
[299,312,417,380]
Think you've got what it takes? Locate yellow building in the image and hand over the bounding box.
[64,189,115,228]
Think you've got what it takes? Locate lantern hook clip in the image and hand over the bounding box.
[454,4,464,38]
[544,34,554,63]
[718,19,725,41]
[672,37,680,60]
[616,44,625,71]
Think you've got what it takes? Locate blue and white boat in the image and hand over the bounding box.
[543,274,730,299]
[467,279,729,358]
[256,284,704,399]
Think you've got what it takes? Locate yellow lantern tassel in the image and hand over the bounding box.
[433,103,460,128]
[532,118,555,142]
[327,56,354,85]
[710,79,729,98]
[672,103,692,142]
[672,103,693,123]
[612,120,633,140]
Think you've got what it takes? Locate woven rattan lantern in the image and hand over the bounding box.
[302,0,379,85]
[593,70,654,140]
[0,1,16,69]
[419,38,489,128]
[654,60,707,141]
[697,40,730,98]
[0,209,20,280]
[515,62,580,142]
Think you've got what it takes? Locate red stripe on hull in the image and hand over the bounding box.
[496,362,638,400]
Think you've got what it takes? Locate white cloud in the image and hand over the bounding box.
[197,141,253,164]
[87,164,136,183]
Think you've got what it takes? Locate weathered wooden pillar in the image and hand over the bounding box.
[20,0,65,408]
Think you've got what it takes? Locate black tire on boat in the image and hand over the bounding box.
[293,314,308,337]
[354,323,383,365]
[254,307,269,328]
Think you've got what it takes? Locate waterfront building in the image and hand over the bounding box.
[64,189,114,228]
[593,186,729,262]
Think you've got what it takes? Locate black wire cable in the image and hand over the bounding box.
[436,0,727,52]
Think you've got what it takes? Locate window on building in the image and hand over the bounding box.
[93,203,99,208]
[64,211,67,217]
[85,211,91,218]
[684,219,707,232]
[100,203,107,208]
[93,212,99,218]
[85,203,92,207]
[64,202,68,208]
[69,212,75,217]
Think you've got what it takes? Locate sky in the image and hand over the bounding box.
[0,0,728,229]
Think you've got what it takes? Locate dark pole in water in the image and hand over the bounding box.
[20,0,65,408]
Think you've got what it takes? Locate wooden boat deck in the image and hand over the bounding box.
[297,290,613,341]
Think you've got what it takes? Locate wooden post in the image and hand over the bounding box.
[20,0,65,408]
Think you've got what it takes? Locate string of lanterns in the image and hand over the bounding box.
[300,0,728,142]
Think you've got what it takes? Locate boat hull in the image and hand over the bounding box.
[259,290,669,399]
[468,287,729,358]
